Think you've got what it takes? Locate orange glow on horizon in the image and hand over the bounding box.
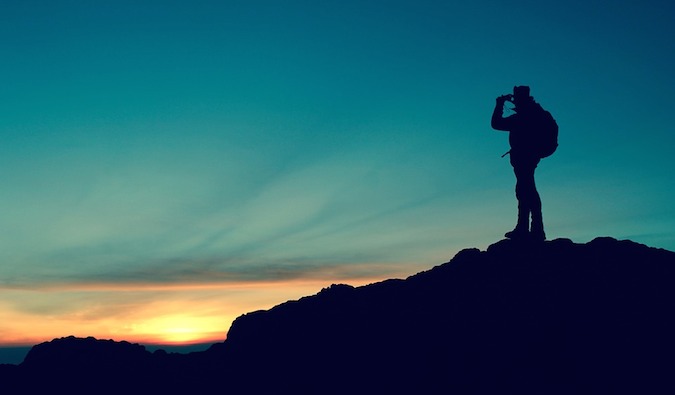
[0,274,405,348]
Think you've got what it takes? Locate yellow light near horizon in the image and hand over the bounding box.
[0,275,395,348]
[128,314,230,344]
[161,327,201,344]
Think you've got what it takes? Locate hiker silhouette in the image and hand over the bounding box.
[491,86,557,241]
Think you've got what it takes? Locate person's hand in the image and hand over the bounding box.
[496,94,513,103]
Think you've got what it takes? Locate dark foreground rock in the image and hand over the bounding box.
[3,237,674,394]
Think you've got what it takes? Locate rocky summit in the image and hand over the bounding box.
[3,237,674,394]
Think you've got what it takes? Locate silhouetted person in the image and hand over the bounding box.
[491,86,550,241]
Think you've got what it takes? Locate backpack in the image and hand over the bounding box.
[532,108,558,158]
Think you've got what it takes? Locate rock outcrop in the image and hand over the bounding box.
[3,237,674,394]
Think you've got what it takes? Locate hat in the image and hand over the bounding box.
[513,85,531,99]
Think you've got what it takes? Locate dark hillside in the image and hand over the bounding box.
[209,237,675,394]
[3,237,674,394]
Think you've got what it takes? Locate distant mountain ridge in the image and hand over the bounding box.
[2,237,674,394]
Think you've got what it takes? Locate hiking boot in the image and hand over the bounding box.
[505,227,529,240]
[530,229,546,242]
[506,207,530,240]
[530,215,546,241]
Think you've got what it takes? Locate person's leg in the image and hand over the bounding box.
[530,191,545,241]
[525,168,545,240]
[505,164,531,239]
[507,156,544,240]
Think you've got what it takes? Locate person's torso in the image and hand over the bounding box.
[508,107,541,154]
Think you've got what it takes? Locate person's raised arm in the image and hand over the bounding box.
[491,95,513,131]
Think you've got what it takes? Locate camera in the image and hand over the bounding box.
[498,94,513,103]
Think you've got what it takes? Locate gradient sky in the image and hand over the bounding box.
[1,1,674,354]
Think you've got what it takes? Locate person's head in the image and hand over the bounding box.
[512,85,533,108]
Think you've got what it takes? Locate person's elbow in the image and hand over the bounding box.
[491,119,507,131]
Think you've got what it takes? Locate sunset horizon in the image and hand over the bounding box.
[1,273,399,348]
[1,1,674,365]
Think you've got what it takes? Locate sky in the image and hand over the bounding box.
[1,0,674,358]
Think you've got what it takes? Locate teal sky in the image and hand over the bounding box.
[1,1,674,348]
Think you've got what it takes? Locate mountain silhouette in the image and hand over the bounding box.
[2,237,674,394]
